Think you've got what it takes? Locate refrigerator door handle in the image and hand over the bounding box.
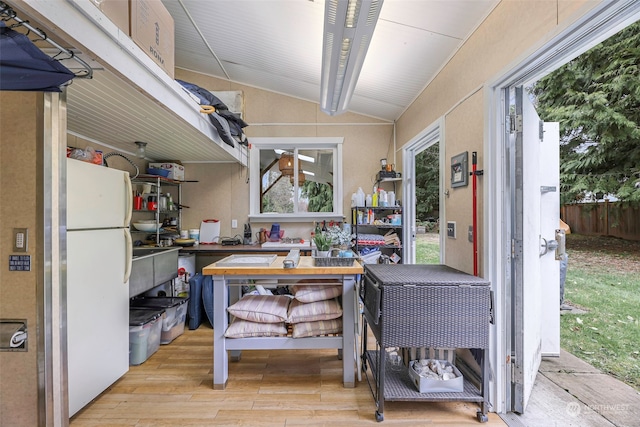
[124,228,133,283]
[124,172,133,227]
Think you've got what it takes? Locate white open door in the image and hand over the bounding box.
[539,120,561,357]
[510,86,561,413]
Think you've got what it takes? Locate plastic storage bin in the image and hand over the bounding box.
[130,297,188,344]
[129,308,163,365]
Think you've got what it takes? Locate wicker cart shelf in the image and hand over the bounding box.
[363,350,485,401]
[359,264,492,422]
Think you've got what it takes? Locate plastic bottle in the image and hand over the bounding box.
[388,191,395,207]
[356,187,365,207]
[379,189,387,207]
[365,194,372,207]
[372,191,378,207]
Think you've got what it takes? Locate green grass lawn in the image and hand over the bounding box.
[415,233,640,391]
[415,234,440,264]
[561,260,640,391]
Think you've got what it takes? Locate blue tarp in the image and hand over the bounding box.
[0,21,74,92]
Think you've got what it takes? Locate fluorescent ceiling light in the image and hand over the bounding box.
[320,0,383,116]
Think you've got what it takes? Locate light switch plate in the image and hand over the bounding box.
[13,228,28,252]
[447,221,456,239]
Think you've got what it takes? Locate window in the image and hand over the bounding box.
[249,137,343,221]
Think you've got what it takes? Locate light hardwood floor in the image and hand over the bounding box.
[70,325,506,426]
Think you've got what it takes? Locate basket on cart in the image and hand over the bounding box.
[313,250,358,267]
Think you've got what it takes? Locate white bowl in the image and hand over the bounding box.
[133,222,159,232]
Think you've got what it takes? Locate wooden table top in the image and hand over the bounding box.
[202,256,364,276]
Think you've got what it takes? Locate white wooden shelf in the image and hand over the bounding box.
[16,0,247,164]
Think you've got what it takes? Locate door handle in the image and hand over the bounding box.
[540,229,566,260]
[539,236,557,256]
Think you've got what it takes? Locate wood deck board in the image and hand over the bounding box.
[506,350,640,427]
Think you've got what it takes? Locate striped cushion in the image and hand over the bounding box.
[224,318,287,338]
[292,318,342,338]
[227,295,290,323]
[286,298,342,324]
[291,282,342,303]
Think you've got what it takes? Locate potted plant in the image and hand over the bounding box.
[313,232,332,257]
[327,225,353,249]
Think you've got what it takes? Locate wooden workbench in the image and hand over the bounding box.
[203,256,363,390]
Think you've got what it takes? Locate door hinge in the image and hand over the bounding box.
[511,239,522,258]
[509,114,523,134]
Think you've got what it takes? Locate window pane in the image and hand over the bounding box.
[261,167,294,213]
[259,148,334,214]
[300,148,333,213]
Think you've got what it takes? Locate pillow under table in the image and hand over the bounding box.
[286,297,342,324]
[227,294,290,323]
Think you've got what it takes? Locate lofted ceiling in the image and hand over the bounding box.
[164,0,498,122]
[6,0,499,163]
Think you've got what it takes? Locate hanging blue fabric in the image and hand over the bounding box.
[0,21,75,92]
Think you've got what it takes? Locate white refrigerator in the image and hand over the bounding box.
[66,158,133,416]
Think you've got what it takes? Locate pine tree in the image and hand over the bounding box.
[415,144,439,221]
[302,181,333,212]
[531,21,640,204]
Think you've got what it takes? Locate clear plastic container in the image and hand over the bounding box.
[130,297,189,344]
[129,308,163,365]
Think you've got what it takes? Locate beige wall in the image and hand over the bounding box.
[443,91,484,274]
[175,69,394,239]
[396,0,596,273]
[0,0,604,422]
[0,91,40,426]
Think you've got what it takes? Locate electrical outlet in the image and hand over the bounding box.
[231,219,238,229]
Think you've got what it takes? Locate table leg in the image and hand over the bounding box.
[342,275,356,387]
[213,277,228,389]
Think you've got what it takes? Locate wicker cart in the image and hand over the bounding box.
[360,264,492,422]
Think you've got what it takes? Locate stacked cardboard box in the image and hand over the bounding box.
[90,0,175,78]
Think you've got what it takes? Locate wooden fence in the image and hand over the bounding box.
[561,201,640,241]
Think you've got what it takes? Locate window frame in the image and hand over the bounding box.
[249,137,344,222]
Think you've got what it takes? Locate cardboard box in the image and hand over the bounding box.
[90,0,129,34]
[408,360,464,393]
[130,0,175,78]
[148,162,184,181]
